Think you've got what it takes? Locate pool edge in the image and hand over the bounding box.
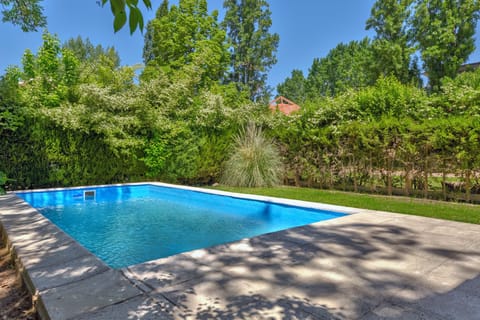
[2,182,364,319]
[0,193,146,320]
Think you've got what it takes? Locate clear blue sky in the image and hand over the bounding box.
[1,0,480,91]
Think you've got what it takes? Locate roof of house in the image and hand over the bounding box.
[458,62,480,73]
[268,96,301,115]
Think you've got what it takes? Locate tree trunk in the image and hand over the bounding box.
[294,167,301,187]
[329,165,334,189]
[369,154,375,192]
[465,169,471,203]
[423,160,429,199]
[387,157,393,196]
[442,166,447,201]
[404,167,411,196]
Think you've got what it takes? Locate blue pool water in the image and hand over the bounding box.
[16,184,345,268]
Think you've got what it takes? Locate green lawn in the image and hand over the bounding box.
[214,186,480,225]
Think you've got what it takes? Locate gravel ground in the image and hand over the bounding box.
[0,234,37,320]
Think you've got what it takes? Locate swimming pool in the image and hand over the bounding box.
[16,184,346,268]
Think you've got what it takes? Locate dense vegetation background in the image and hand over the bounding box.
[1,0,480,202]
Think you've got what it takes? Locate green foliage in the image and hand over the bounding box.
[142,0,229,87]
[222,123,282,187]
[222,0,279,101]
[0,67,24,133]
[427,68,480,117]
[63,37,120,67]
[354,76,428,119]
[366,0,421,85]
[101,0,152,33]
[0,0,46,31]
[1,0,150,33]
[144,123,200,182]
[413,0,480,91]
[276,70,306,104]
[306,38,375,98]
[0,171,6,194]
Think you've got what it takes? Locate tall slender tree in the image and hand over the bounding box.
[142,0,229,86]
[412,0,480,91]
[366,0,421,85]
[222,0,279,101]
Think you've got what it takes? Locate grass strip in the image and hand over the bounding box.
[214,186,480,224]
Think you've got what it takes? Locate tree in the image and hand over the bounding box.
[63,36,128,90]
[305,38,375,98]
[14,31,80,107]
[366,0,421,85]
[0,0,46,31]
[276,69,306,104]
[412,0,480,91]
[63,36,120,67]
[222,0,279,101]
[142,0,229,87]
[1,0,151,33]
[142,0,169,64]
[0,67,24,133]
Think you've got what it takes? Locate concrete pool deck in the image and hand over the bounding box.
[1,190,480,319]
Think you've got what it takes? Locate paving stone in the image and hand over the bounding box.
[13,229,74,255]
[20,239,83,266]
[379,215,446,233]
[428,224,480,240]
[360,302,450,320]
[0,210,46,229]
[40,269,142,320]
[424,260,480,293]
[126,254,214,289]
[412,287,480,320]
[72,295,175,320]
[28,254,109,291]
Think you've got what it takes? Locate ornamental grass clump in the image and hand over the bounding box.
[222,123,282,187]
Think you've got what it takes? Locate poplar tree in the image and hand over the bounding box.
[412,0,480,91]
[222,0,279,101]
[142,0,229,86]
[366,0,421,85]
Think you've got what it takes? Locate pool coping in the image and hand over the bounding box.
[1,182,365,320]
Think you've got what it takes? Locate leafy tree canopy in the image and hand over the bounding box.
[222,0,279,101]
[0,0,46,31]
[276,69,306,104]
[142,0,229,87]
[366,0,421,85]
[63,36,120,67]
[306,38,375,99]
[413,0,480,91]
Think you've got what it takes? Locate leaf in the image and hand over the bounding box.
[142,0,152,9]
[110,0,125,14]
[126,0,139,8]
[114,10,127,33]
[136,8,144,33]
[129,8,138,34]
